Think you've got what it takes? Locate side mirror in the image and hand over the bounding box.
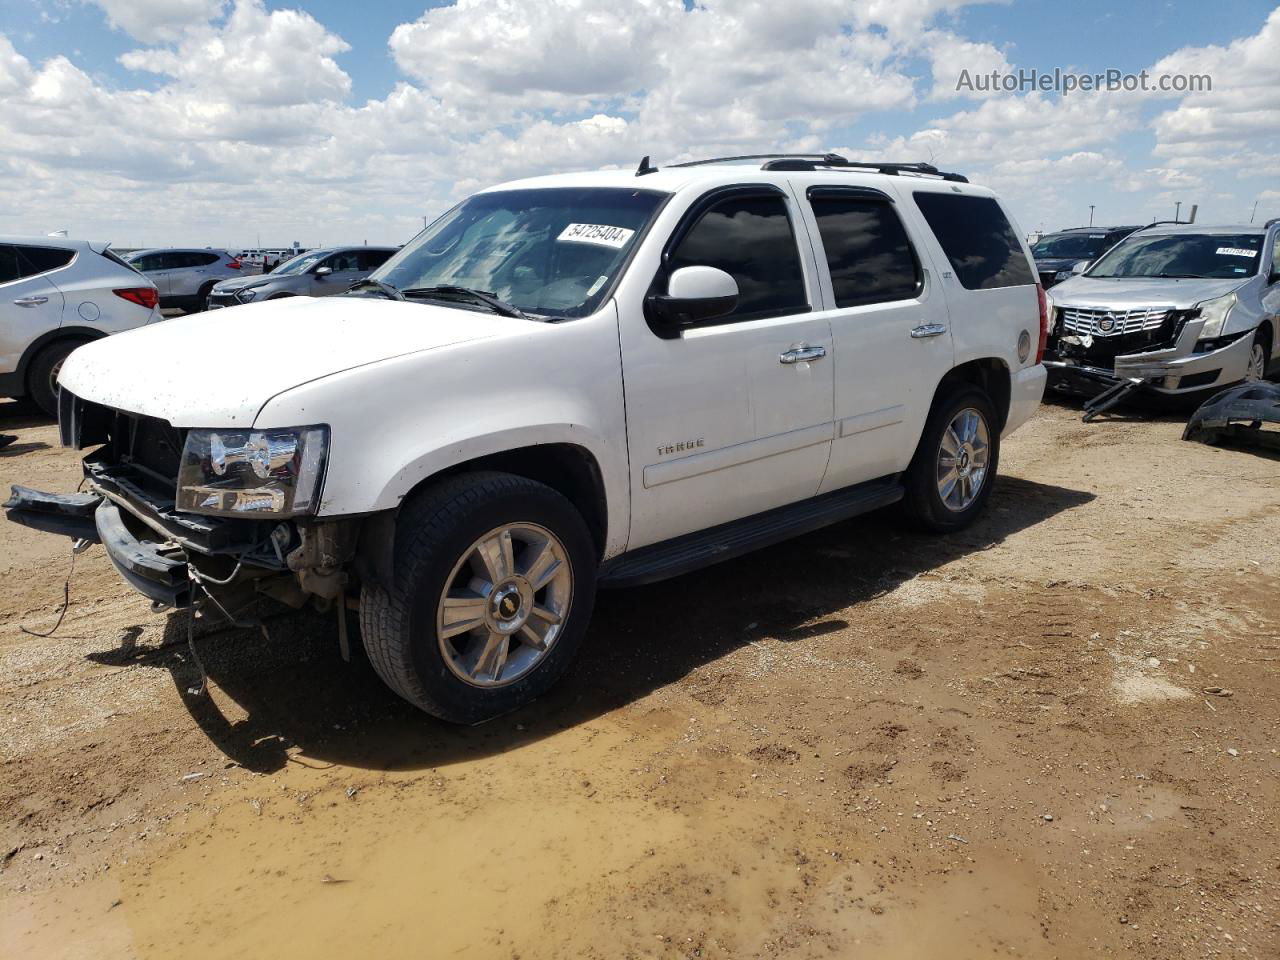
[314,265,333,277]
[1071,260,1090,275]
[646,266,738,331]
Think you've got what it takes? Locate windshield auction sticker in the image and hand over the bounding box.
[1216,247,1257,257]
[558,223,635,249]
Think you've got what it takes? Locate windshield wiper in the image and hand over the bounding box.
[402,285,531,320]
[347,277,405,301]
[1154,273,1203,279]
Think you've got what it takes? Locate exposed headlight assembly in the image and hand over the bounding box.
[176,426,328,517]
[1195,291,1238,339]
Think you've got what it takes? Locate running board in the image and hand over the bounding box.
[598,478,903,588]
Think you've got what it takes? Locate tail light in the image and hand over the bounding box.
[227,257,242,269]
[1035,283,1049,364]
[115,287,159,310]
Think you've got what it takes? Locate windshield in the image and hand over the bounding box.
[370,187,668,318]
[270,251,328,276]
[1088,233,1264,279]
[1031,233,1109,259]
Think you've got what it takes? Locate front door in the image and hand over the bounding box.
[619,187,835,550]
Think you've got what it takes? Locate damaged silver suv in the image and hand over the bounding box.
[1044,220,1280,396]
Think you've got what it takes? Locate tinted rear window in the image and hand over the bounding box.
[913,192,1034,290]
[810,193,921,307]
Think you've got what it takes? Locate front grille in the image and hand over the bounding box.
[1050,307,1191,370]
[207,293,238,308]
[1060,305,1173,337]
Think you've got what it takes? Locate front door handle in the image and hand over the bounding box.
[779,344,827,364]
[13,296,49,307]
[910,323,948,339]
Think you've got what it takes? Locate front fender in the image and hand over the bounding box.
[253,307,631,557]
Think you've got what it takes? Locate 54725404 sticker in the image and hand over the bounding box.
[557,223,635,249]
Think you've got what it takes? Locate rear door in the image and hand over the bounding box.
[619,185,835,549]
[786,179,955,490]
[0,244,68,376]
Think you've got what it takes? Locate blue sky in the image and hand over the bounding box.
[0,0,1277,246]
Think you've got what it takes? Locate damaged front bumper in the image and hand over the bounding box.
[5,458,371,611]
[1045,328,1255,397]
[5,485,195,608]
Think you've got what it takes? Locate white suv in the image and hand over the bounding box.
[6,155,1046,722]
[0,237,160,416]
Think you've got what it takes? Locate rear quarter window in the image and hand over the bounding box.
[16,245,76,277]
[913,192,1034,290]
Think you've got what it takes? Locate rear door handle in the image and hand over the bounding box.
[779,344,827,364]
[13,296,48,307]
[910,323,948,339]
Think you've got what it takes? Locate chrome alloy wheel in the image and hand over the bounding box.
[436,523,572,688]
[937,407,991,512]
[1246,341,1267,382]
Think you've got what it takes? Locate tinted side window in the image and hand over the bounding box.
[667,194,807,322]
[810,194,920,307]
[358,249,394,271]
[913,192,1034,290]
[158,252,188,270]
[325,251,361,272]
[0,245,21,284]
[16,245,75,277]
[195,252,221,267]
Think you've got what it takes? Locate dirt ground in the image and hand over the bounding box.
[1,394,1277,959]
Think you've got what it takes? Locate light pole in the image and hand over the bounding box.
[1088,205,1095,227]
[1174,201,1182,222]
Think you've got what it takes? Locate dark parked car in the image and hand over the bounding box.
[207,246,398,308]
[1032,226,1141,288]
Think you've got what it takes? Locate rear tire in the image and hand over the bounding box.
[28,339,89,418]
[360,471,597,724]
[900,383,1000,533]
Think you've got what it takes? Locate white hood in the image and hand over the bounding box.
[58,295,521,425]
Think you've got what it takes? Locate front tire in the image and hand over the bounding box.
[1246,327,1271,382]
[360,472,597,723]
[900,383,1000,533]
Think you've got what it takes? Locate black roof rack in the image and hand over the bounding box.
[1137,219,1192,230]
[663,153,968,183]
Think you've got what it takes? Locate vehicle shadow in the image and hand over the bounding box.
[126,475,1093,775]
[0,399,54,430]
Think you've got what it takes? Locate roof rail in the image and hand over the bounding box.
[1137,219,1191,230]
[665,153,969,182]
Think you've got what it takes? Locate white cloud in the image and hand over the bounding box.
[0,1,1277,244]
[88,0,225,43]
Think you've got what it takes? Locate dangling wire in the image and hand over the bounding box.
[19,541,86,638]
